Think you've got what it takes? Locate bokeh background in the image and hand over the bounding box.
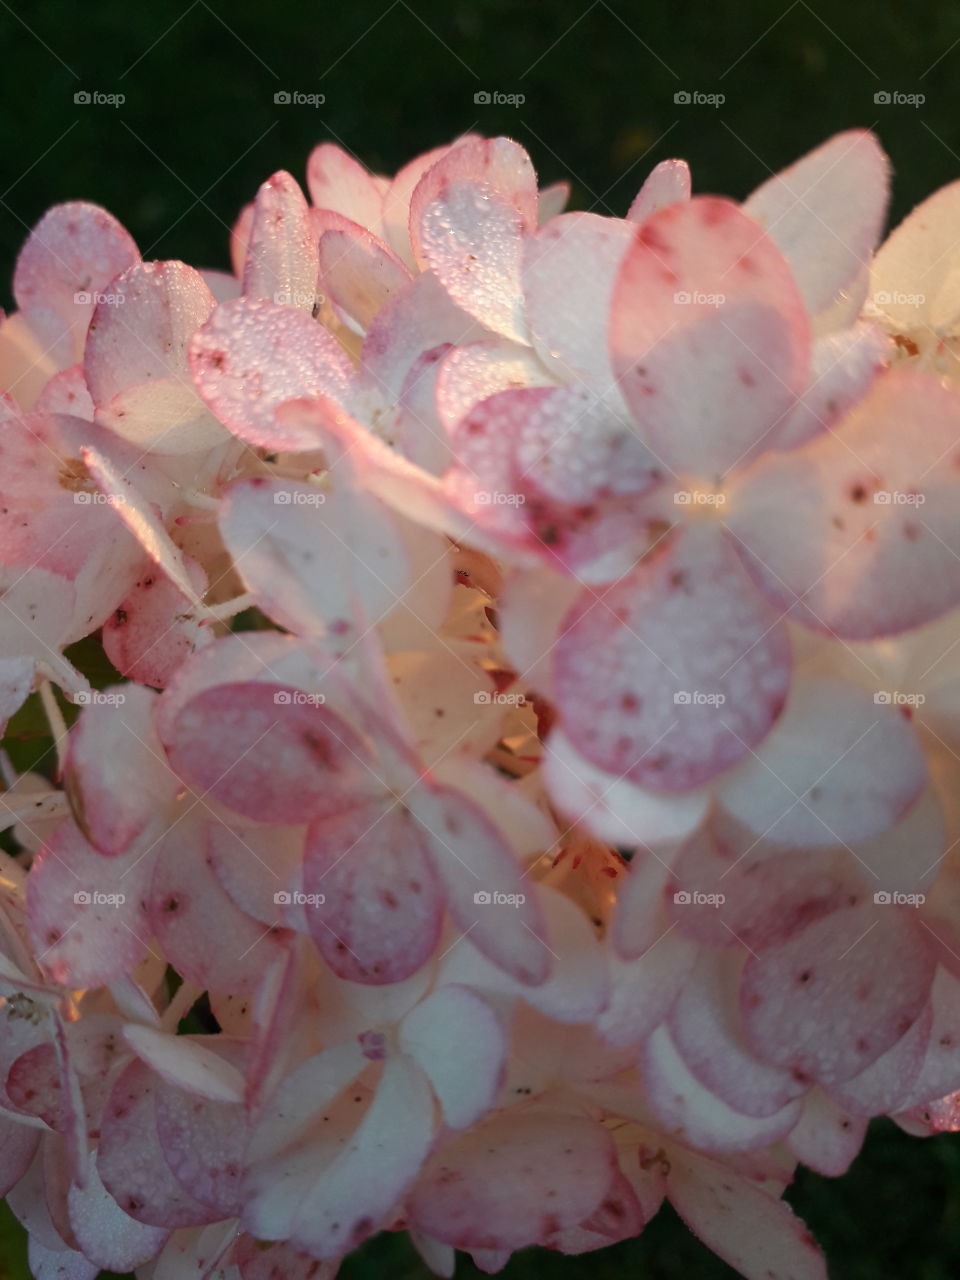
[2,0,960,1274]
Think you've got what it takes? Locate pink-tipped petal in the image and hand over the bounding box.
[189,297,353,450]
[610,197,810,475]
[242,171,319,313]
[14,203,139,368]
[553,524,792,792]
[627,159,692,223]
[744,130,890,317]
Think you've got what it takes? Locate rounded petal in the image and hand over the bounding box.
[610,196,810,475]
[553,525,792,791]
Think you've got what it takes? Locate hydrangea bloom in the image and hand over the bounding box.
[1,129,960,1279]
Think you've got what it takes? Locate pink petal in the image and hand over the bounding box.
[435,337,547,437]
[188,297,353,450]
[830,1002,930,1115]
[101,557,212,689]
[728,365,960,637]
[553,524,792,791]
[398,983,505,1128]
[318,224,411,331]
[83,261,223,453]
[166,680,376,824]
[744,130,890,317]
[67,1153,169,1272]
[610,197,810,475]
[597,930,698,1046]
[668,1148,828,1280]
[234,1236,337,1280]
[786,1090,867,1175]
[523,212,633,385]
[717,676,927,847]
[219,476,411,644]
[306,144,385,237]
[669,948,806,1117]
[27,1239,99,1280]
[895,968,960,1110]
[154,1077,246,1214]
[409,1109,618,1251]
[410,138,537,342]
[303,799,444,984]
[773,321,890,450]
[147,818,289,994]
[741,902,936,1084]
[98,1060,220,1227]
[27,819,153,987]
[537,180,570,223]
[383,143,462,267]
[64,683,177,856]
[644,1023,803,1151]
[543,728,710,849]
[242,171,319,313]
[627,159,692,223]
[870,179,960,333]
[123,1027,244,1103]
[34,366,94,420]
[411,784,552,985]
[287,1056,435,1257]
[0,1114,39,1202]
[13,203,139,368]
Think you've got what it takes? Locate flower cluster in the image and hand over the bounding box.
[1,130,960,1280]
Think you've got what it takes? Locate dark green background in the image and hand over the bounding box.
[1,0,960,1274]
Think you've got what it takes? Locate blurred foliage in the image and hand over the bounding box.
[2,0,960,1274]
